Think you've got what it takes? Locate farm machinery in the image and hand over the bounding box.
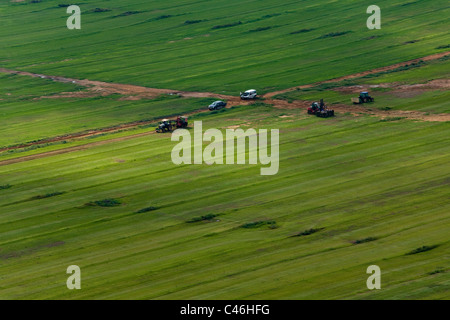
[175,116,188,128]
[156,119,174,133]
[307,99,334,118]
[351,91,374,104]
[156,116,188,133]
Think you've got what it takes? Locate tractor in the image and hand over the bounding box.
[156,117,188,133]
[156,119,175,133]
[307,102,321,115]
[175,116,188,128]
[351,91,374,104]
[308,99,334,118]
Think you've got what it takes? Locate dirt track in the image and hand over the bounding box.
[268,99,450,122]
[0,67,240,101]
[263,51,450,98]
[1,50,448,103]
[334,79,450,94]
[0,51,449,165]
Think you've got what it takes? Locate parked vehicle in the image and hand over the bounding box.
[208,101,227,110]
[240,89,257,100]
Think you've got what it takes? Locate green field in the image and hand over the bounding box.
[1,107,449,299]
[1,0,449,93]
[0,0,449,300]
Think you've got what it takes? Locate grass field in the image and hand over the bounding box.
[1,0,449,94]
[1,107,449,299]
[0,0,449,300]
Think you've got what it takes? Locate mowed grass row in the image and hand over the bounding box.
[1,0,449,94]
[0,106,448,299]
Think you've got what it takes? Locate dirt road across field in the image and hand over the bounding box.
[0,51,449,165]
[1,51,448,112]
[263,51,450,98]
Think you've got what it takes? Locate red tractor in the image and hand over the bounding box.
[308,99,334,118]
[176,116,188,128]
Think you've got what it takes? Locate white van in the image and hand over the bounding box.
[240,89,257,100]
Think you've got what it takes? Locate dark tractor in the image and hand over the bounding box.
[156,119,175,133]
[352,91,374,104]
[308,99,334,118]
